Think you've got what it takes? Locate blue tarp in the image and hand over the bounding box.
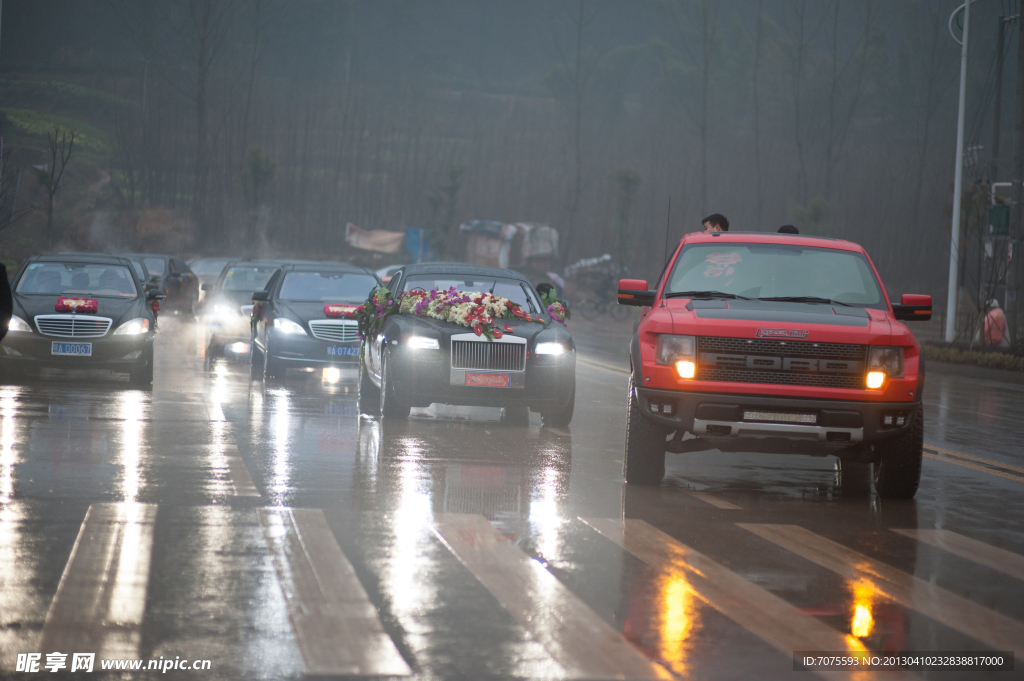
[404,228,434,263]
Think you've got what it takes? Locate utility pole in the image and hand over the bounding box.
[1009,12,1024,344]
[991,16,1006,182]
[945,1,972,343]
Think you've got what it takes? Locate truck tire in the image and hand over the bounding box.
[541,386,575,427]
[379,351,410,419]
[623,374,666,484]
[873,404,923,499]
[358,358,380,415]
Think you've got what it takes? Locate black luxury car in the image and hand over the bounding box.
[250,262,381,380]
[201,259,285,365]
[1,253,164,384]
[119,253,198,315]
[360,262,576,425]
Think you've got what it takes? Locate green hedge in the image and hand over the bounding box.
[921,344,1024,372]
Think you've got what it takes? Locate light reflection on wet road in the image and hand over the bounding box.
[0,316,1021,679]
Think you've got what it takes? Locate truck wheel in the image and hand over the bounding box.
[623,375,666,485]
[542,386,575,427]
[358,358,380,415]
[873,404,923,499]
[379,351,410,419]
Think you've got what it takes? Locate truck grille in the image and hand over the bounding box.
[308,320,359,343]
[452,340,526,371]
[34,315,112,338]
[696,336,867,389]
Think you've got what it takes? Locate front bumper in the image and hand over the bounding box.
[1,332,153,372]
[269,334,361,368]
[388,347,576,410]
[636,386,917,451]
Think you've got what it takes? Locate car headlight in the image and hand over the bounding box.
[407,335,439,350]
[867,346,904,378]
[535,342,566,355]
[7,316,30,333]
[273,317,307,335]
[113,318,150,336]
[656,334,697,379]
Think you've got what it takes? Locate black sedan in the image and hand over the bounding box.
[201,260,283,365]
[119,252,198,315]
[360,263,576,425]
[1,253,163,384]
[250,263,380,381]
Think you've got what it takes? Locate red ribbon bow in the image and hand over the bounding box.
[324,304,359,319]
[55,297,98,313]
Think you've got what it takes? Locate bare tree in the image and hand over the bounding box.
[35,129,76,247]
[0,133,31,235]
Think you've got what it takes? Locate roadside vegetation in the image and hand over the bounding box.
[921,343,1024,373]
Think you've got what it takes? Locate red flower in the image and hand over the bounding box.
[492,329,503,339]
[503,325,514,333]
[473,325,483,336]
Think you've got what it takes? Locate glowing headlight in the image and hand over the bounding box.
[866,371,885,389]
[675,360,696,379]
[273,318,307,335]
[656,334,696,364]
[228,342,250,354]
[535,342,565,355]
[7,316,30,333]
[407,336,439,350]
[113,318,150,336]
[867,346,904,377]
[323,367,341,383]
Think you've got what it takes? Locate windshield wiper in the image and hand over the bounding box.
[665,290,749,300]
[757,296,856,307]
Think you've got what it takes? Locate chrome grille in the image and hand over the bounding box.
[698,336,867,361]
[34,315,112,338]
[697,367,865,389]
[452,341,526,371]
[308,320,359,343]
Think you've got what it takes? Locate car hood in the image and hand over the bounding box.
[13,294,147,330]
[654,298,892,344]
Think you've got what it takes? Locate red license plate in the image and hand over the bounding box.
[465,372,511,388]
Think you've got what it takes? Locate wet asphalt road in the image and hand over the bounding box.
[0,315,1022,680]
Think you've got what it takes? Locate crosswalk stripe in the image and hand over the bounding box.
[688,492,742,509]
[258,508,411,676]
[40,503,157,658]
[739,524,1024,653]
[892,529,1024,581]
[580,518,917,681]
[222,445,260,497]
[433,513,671,680]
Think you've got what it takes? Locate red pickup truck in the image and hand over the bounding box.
[618,231,931,498]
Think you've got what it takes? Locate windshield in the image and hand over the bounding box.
[191,259,232,276]
[222,266,279,292]
[16,263,139,298]
[143,258,165,276]
[665,243,885,307]
[402,275,539,313]
[278,271,377,301]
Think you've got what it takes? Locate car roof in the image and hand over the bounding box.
[38,253,135,266]
[119,252,179,260]
[679,232,865,252]
[278,262,376,275]
[400,261,531,282]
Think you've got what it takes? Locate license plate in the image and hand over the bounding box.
[466,372,511,388]
[327,346,359,357]
[51,342,92,356]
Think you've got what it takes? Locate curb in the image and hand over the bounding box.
[926,360,1024,386]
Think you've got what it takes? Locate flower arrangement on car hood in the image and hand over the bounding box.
[400,286,534,340]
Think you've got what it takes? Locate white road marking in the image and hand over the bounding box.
[258,508,411,676]
[740,523,1024,653]
[580,518,912,681]
[433,513,671,680]
[222,445,260,497]
[893,529,1024,581]
[207,401,226,422]
[40,503,157,658]
[688,492,742,509]
[577,356,630,375]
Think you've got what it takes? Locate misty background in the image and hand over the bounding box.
[0,0,1009,320]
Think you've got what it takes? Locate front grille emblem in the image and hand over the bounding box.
[756,328,809,339]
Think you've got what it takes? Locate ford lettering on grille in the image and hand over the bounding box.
[756,328,809,339]
[697,336,867,388]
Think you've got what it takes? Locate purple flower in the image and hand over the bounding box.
[388,299,394,306]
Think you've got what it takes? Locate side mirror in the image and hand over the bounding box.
[892,294,932,321]
[146,289,166,302]
[252,290,270,302]
[617,279,656,307]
